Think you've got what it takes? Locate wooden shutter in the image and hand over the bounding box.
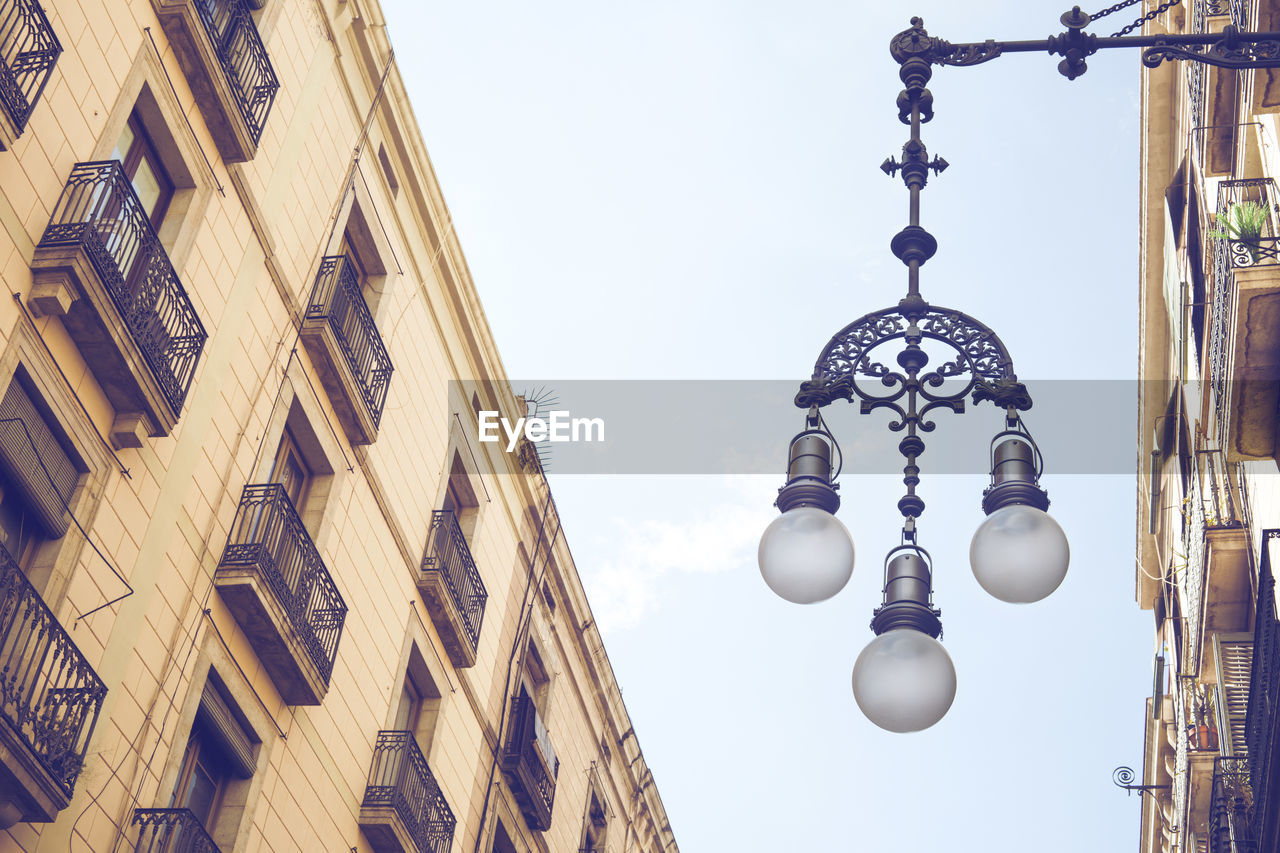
[1214,633,1254,756]
[0,379,78,537]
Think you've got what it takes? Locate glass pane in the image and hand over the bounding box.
[113,121,134,164]
[132,159,163,221]
[184,762,218,827]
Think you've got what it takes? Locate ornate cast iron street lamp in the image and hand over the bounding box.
[758,2,1280,732]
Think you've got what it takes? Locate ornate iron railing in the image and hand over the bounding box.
[362,731,455,853]
[193,0,277,145]
[1209,757,1256,853]
[307,255,393,428]
[1190,0,1209,150]
[0,0,60,135]
[38,161,207,416]
[0,543,105,797]
[501,688,558,830]
[219,483,346,683]
[133,807,221,853]
[1198,445,1244,529]
[422,510,487,650]
[1183,463,1208,675]
[1208,179,1277,442]
[1201,0,1247,25]
[1246,530,1280,832]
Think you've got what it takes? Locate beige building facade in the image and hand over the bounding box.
[1137,0,1280,851]
[0,0,678,851]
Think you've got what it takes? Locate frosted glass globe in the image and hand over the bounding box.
[969,504,1070,603]
[757,506,854,604]
[852,628,957,732]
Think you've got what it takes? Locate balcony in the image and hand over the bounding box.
[1191,0,1244,176]
[1207,179,1280,461]
[0,545,105,826]
[1192,448,1251,669]
[300,255,393,446]
[214,483,346,705]
[133,808,221,853]
[29,161,207,448]
[359,731,455,853]
[501,688,558,832]
[1247,530,1280,853]
[416,510,486,668]
[1208,757,1256,853]
[153,0,277,162]
[0,0,60,149]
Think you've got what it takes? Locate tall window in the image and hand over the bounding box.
[171,678,256,839]
[113,111,174,230]
[339,230,369,295]
[268,427,310,510]
[441,455,479,542]
[0,373,82,578]
[581,787,608,852]
[393,650,442,758]
[0,470,45,568]
[172,725,231,827]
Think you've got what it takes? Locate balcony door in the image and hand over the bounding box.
[268,426,310,511]
[106,112,175,294]
[113,113,174,230]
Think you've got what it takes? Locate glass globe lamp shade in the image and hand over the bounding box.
[758,506,854,604]
[852,628,957,732]
[969,503,1069,603]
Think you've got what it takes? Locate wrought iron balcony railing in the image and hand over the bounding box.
[501,687,558,832]
[219,483,346,685]
[37,160,207,417]
[1246,530,1280,841]
[193,0,277,146]
[306,255,393,431]
[133,807,221,853]
[0,0,61,139]
[422,510,487,650]
[361,731,456,853]
[1208,178,1278,443]
[1196,445,1244,529]
[1209,757,1256,853]
[0,543,105,799]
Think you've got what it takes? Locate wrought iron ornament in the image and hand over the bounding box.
[1111,765,1172,801]
[798,7,1280,538]
[798,17,1035,538]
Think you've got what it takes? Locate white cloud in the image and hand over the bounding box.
[580,498,771,632]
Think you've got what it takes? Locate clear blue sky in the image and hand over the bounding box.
[381,1,1153,849]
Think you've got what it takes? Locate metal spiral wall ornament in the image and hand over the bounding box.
[1112,765,1172,800]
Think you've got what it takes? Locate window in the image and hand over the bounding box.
[491,819,518,853]
[0,371,83,577]
[377,143,399,198]
[580,785,609,852]
[268,426,311,510]
[522,641,555,772]
[391,646,443,759]
[171,677,256,837]
[172,725,231,827]
[113,110,174,230]
[330,192,391,317]
[441,454,480,542]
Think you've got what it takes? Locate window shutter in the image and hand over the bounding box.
[1213,633,1254,756]
[196,681,256,779]
[0,379,78,537]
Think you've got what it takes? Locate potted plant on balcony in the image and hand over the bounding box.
[1210,200,1269,264]
[1189,684,1220,751]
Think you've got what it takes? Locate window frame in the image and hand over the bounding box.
[0,323,111,607]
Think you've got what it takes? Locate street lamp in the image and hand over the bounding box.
[759,3,1280,732]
